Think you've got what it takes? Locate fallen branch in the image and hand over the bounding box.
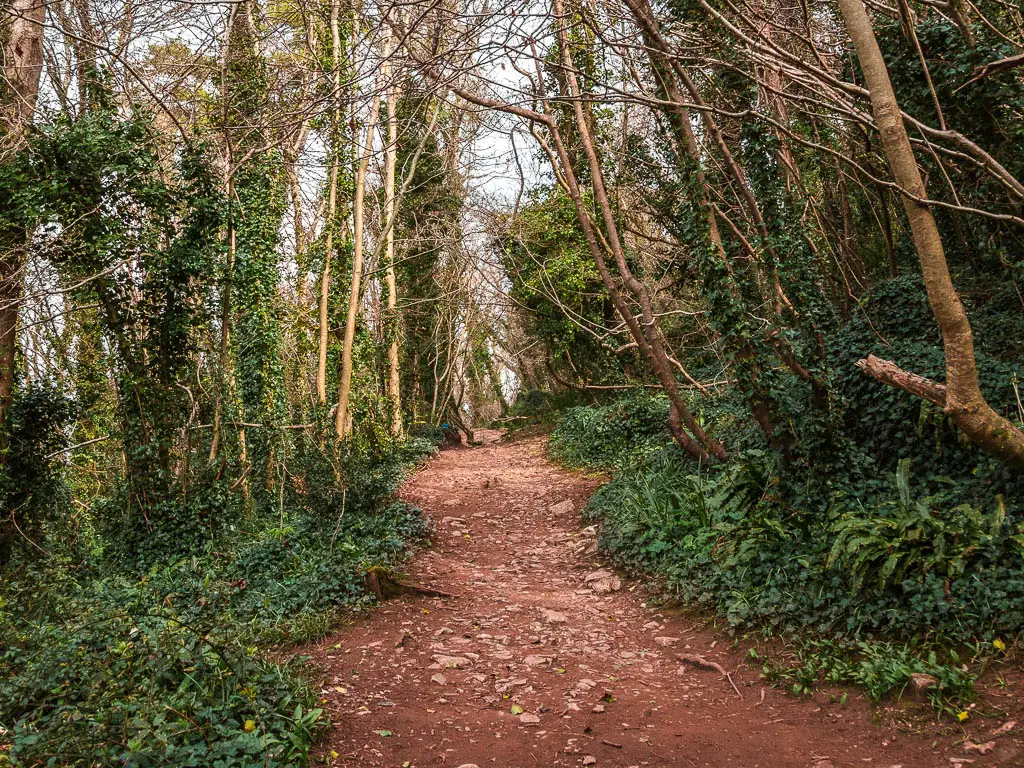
[855,354,947,406]
[964,52,1024,86]
[677,653,727,675]
[678,652,743,698]
[362,567,457,601]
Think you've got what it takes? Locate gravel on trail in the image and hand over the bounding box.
[309,431,1019,768]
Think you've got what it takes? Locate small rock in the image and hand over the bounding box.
[592,704,605,713]
[654,636,679,647]
[433,654,472,669]
[907,672,938,702]
[963,741,995,755]
[521,713,541,724]
[542,609,569,624]
[549,500,574,515]
[456,764,481,768]
[990,720,1017,738]
[524,655,551,666]
[584,569,622,594]
[582,757,597,766]
[431,673,448,685]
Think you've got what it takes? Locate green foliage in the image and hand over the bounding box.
[1,601,322,767]
[0,434,436,766]
[759,639,975,711]
[0,103,244,566]
[828,459,1010,592]
[548,392,675,470]
[499,187,624,383]
[0,383,76,565]
[551,386,1024,709]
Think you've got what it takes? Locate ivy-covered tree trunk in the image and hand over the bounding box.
[317,0,345,406]
[383,58,403,438]
[0,0,46,443]
[225,0,289,500]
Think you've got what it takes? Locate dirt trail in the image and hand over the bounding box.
[312,433,1017,767]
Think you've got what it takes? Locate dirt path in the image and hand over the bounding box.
[312,433,1018,768]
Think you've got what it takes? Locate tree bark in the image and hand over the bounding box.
[317,0,342,405]
[0,0,46,441]
[837,0,1024,469]
[335,37,386,437]
[383,43,402,437]
[855,355,947,406]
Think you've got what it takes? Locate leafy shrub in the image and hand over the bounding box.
[759,639,975,710]
[0,383,76,566]
[0,437,435,766]
[549,392,675,470]
[828,459,1010,592]
[1,604,321,767]
[552,387,1024,709]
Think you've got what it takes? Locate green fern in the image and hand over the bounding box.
[828,459,1002,593]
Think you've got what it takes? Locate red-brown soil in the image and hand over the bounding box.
[310,432,1023,767]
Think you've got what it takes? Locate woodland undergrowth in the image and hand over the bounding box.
[544,289,1024,715]
[0,433,439,768]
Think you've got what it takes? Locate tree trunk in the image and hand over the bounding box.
[837,0,1024,469]
[335,39,386,437]
[384,45,402,437]
[0,0,46,441]
[317,0,342,405]
[623,0,781,447]
[553,0,725,461]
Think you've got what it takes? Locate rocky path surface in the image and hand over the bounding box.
[311,433,1018,767]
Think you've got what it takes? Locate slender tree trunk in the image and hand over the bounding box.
[335,40,386,437]
[552,0,725,461]
[837,0,1024,469]
[317,0,342,405]
[0,0,46,442]
[383,55,402,437]
[209,2,239,464]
